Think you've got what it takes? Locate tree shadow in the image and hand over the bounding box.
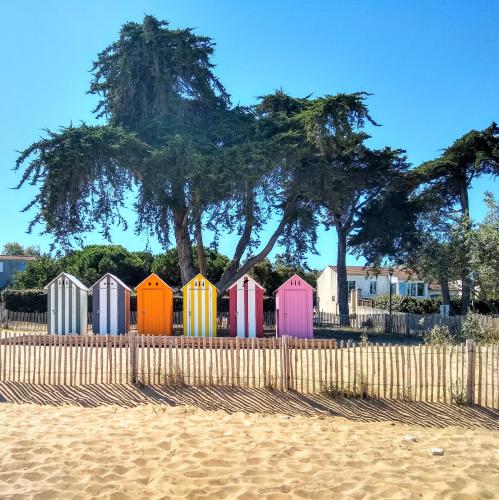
[0,381,497,430]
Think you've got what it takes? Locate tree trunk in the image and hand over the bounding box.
[459,180,472,314]
[215,213,288,294]
[194,211,207,277]
[336,228,350,327]
[173,207,196,285]
[439,277,452,314]
[215,192,294,294]
[460,273,472,315]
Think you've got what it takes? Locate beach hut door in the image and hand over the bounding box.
[142,289,163,335]
[99,278,119,335]
[284,290,306,335]
[237,278,256,338]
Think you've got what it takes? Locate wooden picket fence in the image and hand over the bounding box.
[0,331,497,408]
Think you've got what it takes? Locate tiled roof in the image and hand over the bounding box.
[0,255,38,261]
[327,265,462,290]
[327,265,418,280]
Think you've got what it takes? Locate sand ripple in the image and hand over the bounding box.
[0,403,498,498]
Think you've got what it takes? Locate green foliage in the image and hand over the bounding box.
[424,325,456,345]
[152,246,230,287]
[1,289,47,313]
[16,15,317,289]
[467,193,499,308]
[353,124,499,315]
[460,312,499,343]
[10,245,151,290]
[424,312,499,345]
[90,15,229,127]
[1,242,40,256]
[61,245,151,288]
[249,255,318,295]
[373,295,442,314]
[10,256,62,289]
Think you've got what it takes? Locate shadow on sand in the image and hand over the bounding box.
[0,382,497,430]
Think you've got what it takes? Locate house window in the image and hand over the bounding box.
[0,262,3,273]
[347,281,356,293]
[369,281,377,295]
[390,283,397,295]
[402,282,425,297]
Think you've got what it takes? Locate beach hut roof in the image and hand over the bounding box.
[135,273,174,291]
[90,273,131,291]
[181,273,218,291]
[44,272,89,292]
[227,274,265,291]
[273,273,314,295]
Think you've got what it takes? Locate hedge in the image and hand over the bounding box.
[1,289,47,313]
[1,289,276,313]
[371,295,498,315]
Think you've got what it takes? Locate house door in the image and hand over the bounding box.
[142,289,164,335]
[284,290,307,336]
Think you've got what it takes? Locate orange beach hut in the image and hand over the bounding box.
[136,273,174,335]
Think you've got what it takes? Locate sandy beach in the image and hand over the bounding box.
[0,385,498,499]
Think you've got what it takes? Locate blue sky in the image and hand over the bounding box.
[1,0,498,269]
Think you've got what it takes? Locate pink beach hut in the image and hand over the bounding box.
[228,274,265,338]
[274,274,314,339]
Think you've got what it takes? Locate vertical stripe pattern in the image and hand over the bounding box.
[182,274,217,337]
[230,275,264,338]
[47,273,88,335]
[92,274,130,335]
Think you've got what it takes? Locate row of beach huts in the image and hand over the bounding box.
[44,272,314,338]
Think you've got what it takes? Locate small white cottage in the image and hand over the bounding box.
[91,273,131,335]
[45,273,89,335]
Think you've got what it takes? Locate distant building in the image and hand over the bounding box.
[316,265,460,314]
[0,255,38,288]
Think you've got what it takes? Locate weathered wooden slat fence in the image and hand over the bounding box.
[2,308,498,337]
[0,310,278,332]
[0,331,497,408]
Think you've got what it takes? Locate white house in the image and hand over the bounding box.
[316,265,455,314]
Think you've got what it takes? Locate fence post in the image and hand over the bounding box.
[466,339,476,405]
[107,337,113,384]
[281,335,290,391]
[130,333,138,384]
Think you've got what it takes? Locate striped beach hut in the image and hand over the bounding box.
[136,273,174,336]
[275,274,314,339]
[182,274,217,337]
[91,273,131,335]
[45,273,89,335]
[228,274,265,338]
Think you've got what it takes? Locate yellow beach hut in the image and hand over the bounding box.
[182,274,217,337]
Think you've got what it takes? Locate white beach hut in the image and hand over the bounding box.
[45,272,89,335]
[91,273,131,335]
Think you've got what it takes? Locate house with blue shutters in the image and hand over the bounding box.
[316,265,460,314]
[0,255,38,288]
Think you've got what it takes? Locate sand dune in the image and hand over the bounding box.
[0,394,498,499]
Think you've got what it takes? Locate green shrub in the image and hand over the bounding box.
[424,325,458,345]
[460,312,499,343]
[373,295,440,314]
[1,289,47,313]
